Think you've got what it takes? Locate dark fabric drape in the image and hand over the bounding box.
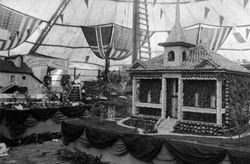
[121,134,163,161]
[166,140,227,164]
[31,108,58,121]
[61,119,250,163]
[60,106,85,118]
[4,110,30,124]
[228,150,250,164]
[85,128,119,148]
[61,121,85,145]
[0,109,5,122]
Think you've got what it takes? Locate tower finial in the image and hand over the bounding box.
[176,0,180,24]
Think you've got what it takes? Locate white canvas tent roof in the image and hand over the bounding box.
[0,0,250,67]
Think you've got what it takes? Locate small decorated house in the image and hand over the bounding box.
[128,1,250,135]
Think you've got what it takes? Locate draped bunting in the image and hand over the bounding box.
[121,134,163,161]
[166,140,227,164]
[0,106,87,140]
[228,150,250,164]
[81,24,132,61]
[31,108,58,120]
[62,121,85,145]
[60,106,86,117]
[62,119,250,164]
[85,128,119,148]
[183,24,232,52]
[0,5,41,50]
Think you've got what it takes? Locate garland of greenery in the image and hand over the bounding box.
[228,74,250,127]
[138,79,161,103]
[183,80,216,108]
[138,107,161,116]
[183,112,216,123]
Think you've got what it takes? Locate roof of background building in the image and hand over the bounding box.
[0,58,33,74]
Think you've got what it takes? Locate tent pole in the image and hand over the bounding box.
[132,0,139,63]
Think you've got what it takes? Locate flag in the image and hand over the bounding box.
[233,32,246,43]
[244,0,249,8]
[219,15,224,26]
[59,14,64,23]
[204,7,210,19]
[246,28,250,39]
[153,0,157,7]
[160,9,164,19]
[85,0,89,8]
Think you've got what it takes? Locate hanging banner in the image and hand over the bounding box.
[219,15,224,26]
[183,24,232,52]
[81,24,132,60]
[204,7,210,19]
[0,5,41,51]
[24,55,69,71]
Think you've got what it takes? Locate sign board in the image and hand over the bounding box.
[24,56,69,71]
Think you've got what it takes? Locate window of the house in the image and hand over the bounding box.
[168,51,175,61]
[182,51,187,61]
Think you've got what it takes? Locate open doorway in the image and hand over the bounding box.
[166,78,178,118]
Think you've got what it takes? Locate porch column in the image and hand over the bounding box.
[132,78,137,115]
[216,79,222,125]
[177,78,183,120]
[161,78,166,119]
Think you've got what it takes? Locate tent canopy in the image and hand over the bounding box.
[0,0,250,66]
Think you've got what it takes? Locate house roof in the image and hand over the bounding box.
[0,59,33,74]
[132,45,250,74]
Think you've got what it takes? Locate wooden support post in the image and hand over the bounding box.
[132,0,139,63]
[132,78,137,115]
[216,79,222,125]
[161,78,166,119]
[177,78,183,120]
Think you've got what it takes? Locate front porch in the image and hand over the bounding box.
[132,75,224,126]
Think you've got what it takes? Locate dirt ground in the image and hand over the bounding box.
[0,140,70,164]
